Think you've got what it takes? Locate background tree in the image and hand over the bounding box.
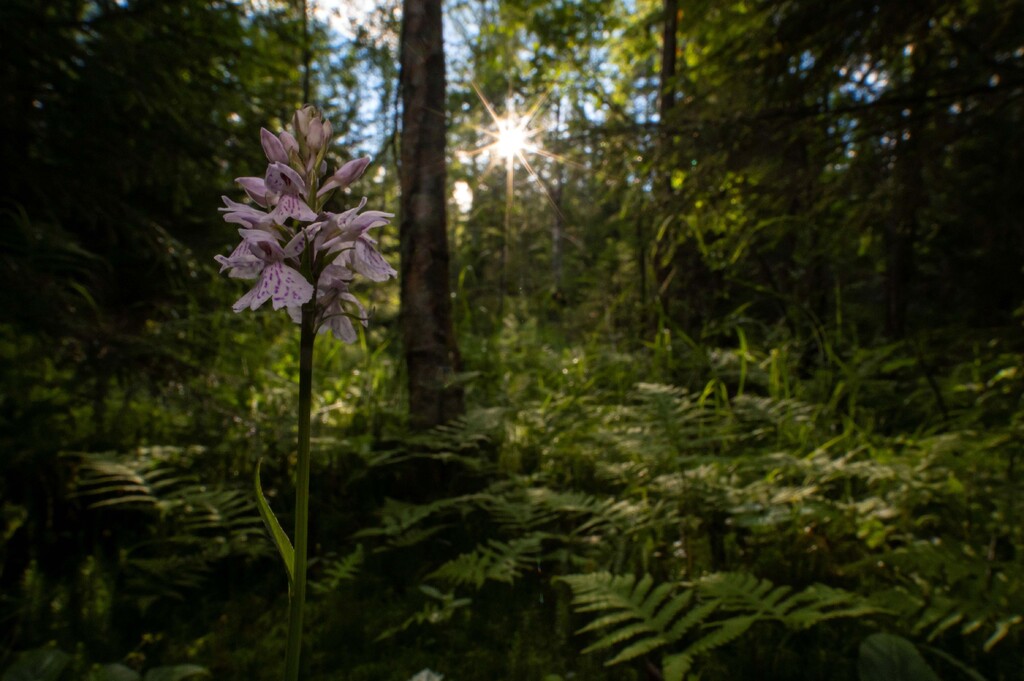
[398,0,464,428]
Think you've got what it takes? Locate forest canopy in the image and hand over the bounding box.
[1,0,1022,680]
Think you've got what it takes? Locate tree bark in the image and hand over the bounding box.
[885,44,927,339]
[398,0,464,428]
[550,96,566,296]
[651,0,679,323]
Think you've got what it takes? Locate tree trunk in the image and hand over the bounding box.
[885,45,926,339]
[551,96,566,296]
[398,0,464,428]
[652,0,678,323]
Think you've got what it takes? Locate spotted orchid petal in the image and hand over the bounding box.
[319,278,367,343]
[265,162,307,197]
[350,210,394,233]
[321,309,358,343]
[220,196,273,228]
[215,240,263,279]
[232,262,314,312]
[270,194,318,224]
[320,262,355,286]
[282,229,309,259]
[239,227,283,247]
[336,197,369,225]
[350,237,397,282]
[236,177,270,206]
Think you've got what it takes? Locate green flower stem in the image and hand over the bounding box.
[284,302,316,681]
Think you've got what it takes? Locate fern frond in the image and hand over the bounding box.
[355,495,478,545]
[68,451,269,602]
[660,651,694,681]
[662,614,757,679]
[428,535,545,588]
[583,621,659,657]
[698,573,877,628]
[559,572,701,666]
[565,571,877,677]
[312,545,365,594]
[664,600,719,641]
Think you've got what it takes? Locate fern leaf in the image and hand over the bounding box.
[311,545,364,594]
[679,615,757,659]
[983,615,1023,652]
[606,633,669,666]
[630,574,656,610]
[582,621,657,655]
[661,652,694,681]
[577,610,644,635]
[563,572,720,671]
[650,590,694,631]
[664,600,719,641]
[640,582,677,619]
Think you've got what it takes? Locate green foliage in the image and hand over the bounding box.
[1,0,1022,678]
[428,536,545,588]
[311,545,365,595]
[253,460,294,585]
[338,323,1023,679]
[1,648,208,681]
[559,571,877,679]
[2,649,70,681]
[375,585,474,641]
[70,450,269,603]
[858,633,940,681]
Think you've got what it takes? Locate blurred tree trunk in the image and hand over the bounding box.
[551,98,565,296]
[398,0,464,428]
[652,0,678,323]
[885,41,927,339]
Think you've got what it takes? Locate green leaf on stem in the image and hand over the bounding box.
[254,459,294,585]
[1,648,70,681]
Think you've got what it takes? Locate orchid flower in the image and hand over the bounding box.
[287,267,367,343]
[313,198,397,282]
[229,229,313,312]
[215,107,395,337]
[214,108,395,681]
[218,196,274,229]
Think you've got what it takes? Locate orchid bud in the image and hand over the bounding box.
[293,105,315,139]
[317,157,371,197]
[260,128,289,164]
[279,130,300,156]
[307,118,325,152]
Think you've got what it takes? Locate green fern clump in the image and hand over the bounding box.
[70,450,269,601]
[559,571,878,680]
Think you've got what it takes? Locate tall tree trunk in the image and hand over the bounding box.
[885,130,920,339]
[651,0,678,323]
[551,170,565,294]
[885,44,926,339]
[550,98,565,297]
[659,0,678,117]
[399,0,464,428]
[299,0,311,105]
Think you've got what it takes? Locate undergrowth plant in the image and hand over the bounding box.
[345,319,1023,680]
